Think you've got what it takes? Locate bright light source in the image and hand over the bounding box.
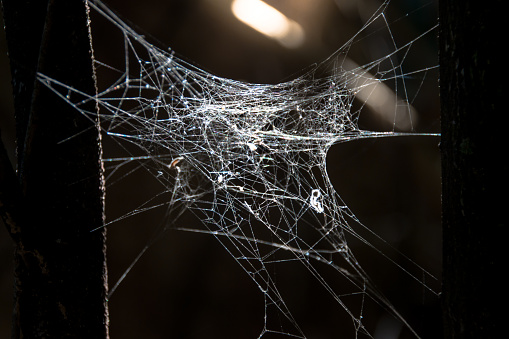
[231,0,305,48]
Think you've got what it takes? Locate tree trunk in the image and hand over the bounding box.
[1,0,109,337]
[440,1,505,338]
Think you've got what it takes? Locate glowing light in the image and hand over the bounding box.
[343,59,418,130]
[231,0,305,48]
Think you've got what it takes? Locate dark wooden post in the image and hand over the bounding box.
[440,1,505,338]
[1,0,109,337]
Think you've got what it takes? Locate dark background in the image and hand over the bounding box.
[1,0,441,338]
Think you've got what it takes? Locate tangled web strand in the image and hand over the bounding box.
[39,0,440,337]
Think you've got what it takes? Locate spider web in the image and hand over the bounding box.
[38,0,440,337]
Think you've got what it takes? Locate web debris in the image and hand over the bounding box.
[38,0,440,337]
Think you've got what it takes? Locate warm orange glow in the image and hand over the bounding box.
[231,0,305,48]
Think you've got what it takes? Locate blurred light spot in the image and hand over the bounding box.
[231,0,305,48]
[374,314,403,339]
[343,58,418,131]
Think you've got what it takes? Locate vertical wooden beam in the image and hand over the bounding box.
[440,1,505,338]
[1,0,109,337]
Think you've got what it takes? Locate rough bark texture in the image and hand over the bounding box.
[440,1,505,338]
[1,0,109,337]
